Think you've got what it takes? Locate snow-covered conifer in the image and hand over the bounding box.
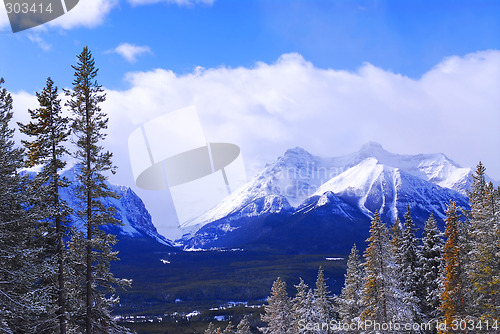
[440,200,467,330]
[467,163,500,321]
[419,213,443,323]
[314,266,333,326]
[64,47,132,333]
[259,277,294,334]
[361,211,413,332]
[334,244,364,328]
[0,78,42,333]
[236,315,252,334]
[205,322,221,334]
[18,76,72,334]
[293,277,310,330]
[223,321,235,334]
[399,206,423,326]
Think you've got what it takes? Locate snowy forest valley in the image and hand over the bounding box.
[111,242,347,333]
[1,46,500,334]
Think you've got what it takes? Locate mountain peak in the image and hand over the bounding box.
[284,146,312,156]
[359,141,387,155]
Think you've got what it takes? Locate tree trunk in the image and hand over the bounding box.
[85,89,93,334]
[53,130,67,334]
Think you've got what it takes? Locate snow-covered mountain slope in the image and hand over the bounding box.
[185,192,370,253]
[101,185,174,246]
[348,142,473,194]
[26,166,175,247]
[180,142,473,241]
[310,157,469,224]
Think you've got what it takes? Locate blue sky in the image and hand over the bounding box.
[2,0,500,91]
[1,0,500,237]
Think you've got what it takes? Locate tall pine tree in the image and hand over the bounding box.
[440,200,467,333]
[0,78,44,333]
[293,278,321,334]
[419,213,444,324]
[334,244,364,328]
[361,211,412,331]
[18,77,72,334]
[236,315,252,334]
[293,278,311,331]
[64,47,131,333]
[399,206,423,327]
[467,163,500,321]
[259,277,294,334]
[314,266,333,328]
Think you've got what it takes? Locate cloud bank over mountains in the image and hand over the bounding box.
[11,50,500,237]
[105,50,500,178]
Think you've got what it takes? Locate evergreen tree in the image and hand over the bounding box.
[223,321,235,334]
[259,277,294,334]
[64,47,131,333]
[293,277,311,331]
[0,76,22,332]
[494,184,500,321]
[236,315,252,334]
[18,77,72,334]
[0,78,43,333]
[466,162,488,319]
[399,206,423,326]
[314,266,333,327]
[440,201,467,333]
[205,322,221,334]
[420,214,444,323]
[492,184,500,321]
[334,244,364,328]
[306,289,323,333]
[293,280,321,334]
[361,211,412,332]
[467,163,500,321]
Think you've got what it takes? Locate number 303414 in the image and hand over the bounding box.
[5,2,53,14]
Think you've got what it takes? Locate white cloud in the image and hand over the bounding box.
[128,0,214,7]
[109,43,153,63]
[11,91,38,143]
[48,0,119,29]
[27,34,51,51]
[107,51,500,173]
[10,51,500,238]
[0,3,10,31]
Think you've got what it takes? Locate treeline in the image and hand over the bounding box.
[0,48,132,333]
[256,163,499,334]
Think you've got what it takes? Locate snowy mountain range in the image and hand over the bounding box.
[178,142,476,252]
[24,142,485,254]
